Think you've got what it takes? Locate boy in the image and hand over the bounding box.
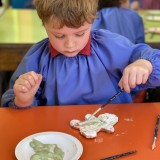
[2,0,160,108]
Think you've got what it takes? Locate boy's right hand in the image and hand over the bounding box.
[13,71,42,107]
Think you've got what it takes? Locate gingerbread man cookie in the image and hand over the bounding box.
[70,113,118,138]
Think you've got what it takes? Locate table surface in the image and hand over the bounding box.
[0,103,160,160]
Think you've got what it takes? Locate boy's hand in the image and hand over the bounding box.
[13,71,42,107]
[118,59,152,93]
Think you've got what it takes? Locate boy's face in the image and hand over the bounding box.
[44,22,92,57]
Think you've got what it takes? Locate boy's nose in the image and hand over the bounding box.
[65,38,75,48]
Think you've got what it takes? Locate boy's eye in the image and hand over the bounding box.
[54,35,65,39]
[76,32,85,37]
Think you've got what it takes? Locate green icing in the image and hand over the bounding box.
[30,139,64,160]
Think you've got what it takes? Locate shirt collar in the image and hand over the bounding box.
[49,35,91,58]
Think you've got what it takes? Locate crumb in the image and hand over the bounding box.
[94,136,103,143]
[124,118,133,122]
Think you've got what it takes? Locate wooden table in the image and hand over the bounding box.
[0,103,160,160]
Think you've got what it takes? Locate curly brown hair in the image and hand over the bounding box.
[34,0,98,28]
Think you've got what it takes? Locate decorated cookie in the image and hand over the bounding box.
[70,113,118,138]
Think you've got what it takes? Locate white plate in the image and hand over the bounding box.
[15,132,83,160]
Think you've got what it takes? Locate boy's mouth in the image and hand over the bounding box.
[63,50,79,57]
[64,50,78,54]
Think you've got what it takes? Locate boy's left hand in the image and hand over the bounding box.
[118,59,152,93]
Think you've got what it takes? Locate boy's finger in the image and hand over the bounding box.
[14,84,29,93]
[136,74,143,85]
[118,78,130,93]
[142,73,149,84]
[128,72,136,88]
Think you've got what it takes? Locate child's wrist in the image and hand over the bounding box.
[14,97,33,108]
